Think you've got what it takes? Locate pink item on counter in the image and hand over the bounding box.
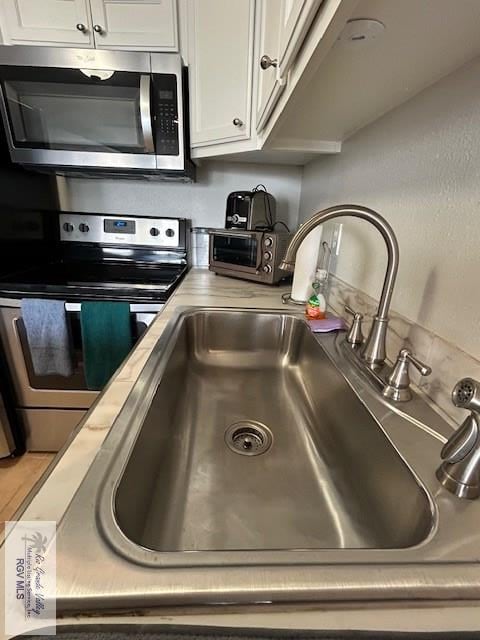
[307,315,347,333]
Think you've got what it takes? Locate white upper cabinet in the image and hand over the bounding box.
[256,0,283,132]
[278,0,323,76]
[89,0,178,51]
[187,0,255,148]
[0,0,179,51]
[256,0,322,132]
[0,0,94,47]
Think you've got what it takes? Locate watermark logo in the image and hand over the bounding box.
[23,532,48,555]
[4,520,56,637]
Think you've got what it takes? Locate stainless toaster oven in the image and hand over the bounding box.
[209,229,292,285]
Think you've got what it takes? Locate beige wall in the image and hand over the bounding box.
[58,160,302,231]
[299,55,480,359]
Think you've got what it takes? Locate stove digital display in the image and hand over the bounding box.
[104,218,136,235]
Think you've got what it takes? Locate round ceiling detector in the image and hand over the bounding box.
[338,18,386,45]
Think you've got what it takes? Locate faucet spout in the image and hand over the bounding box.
[280,204,399,366]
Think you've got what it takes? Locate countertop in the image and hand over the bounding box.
[1,269,479,636]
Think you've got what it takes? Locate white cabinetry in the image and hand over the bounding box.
[89,0,178,51]
[0,0,94,47]
[187,0,255,150]
[256,0,283,132]
[278,0,323,76]
[256,0,322,132]
[0,0,178,51]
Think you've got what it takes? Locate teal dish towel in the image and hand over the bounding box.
[80,302,132,391]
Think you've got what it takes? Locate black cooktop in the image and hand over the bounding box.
[0,260,188,302]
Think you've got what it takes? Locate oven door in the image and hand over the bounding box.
[210,231,262,275]
[0,51,158,171]
[0,304,160,409]
[0,304,160,451]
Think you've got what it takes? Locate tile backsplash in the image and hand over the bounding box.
[328,275,480,426]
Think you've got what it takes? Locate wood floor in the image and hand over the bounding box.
[0,452,54,533]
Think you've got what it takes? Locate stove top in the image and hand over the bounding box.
[0,260,188,302]
[0,213,190,303]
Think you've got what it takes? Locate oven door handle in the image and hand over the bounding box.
[65,303,164,313]
[140,74,155,154]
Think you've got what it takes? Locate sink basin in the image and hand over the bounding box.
[54,307,480,611]
[114,309,432,552]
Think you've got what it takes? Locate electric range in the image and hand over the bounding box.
[0,213,189,305]
[0,212,189,453]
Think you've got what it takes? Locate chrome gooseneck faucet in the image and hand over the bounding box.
[279,204,399,367]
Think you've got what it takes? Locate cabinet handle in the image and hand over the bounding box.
[232,118,243,127]
[93,24,104,34]
[76,23,87,32]
[260,55,278,70]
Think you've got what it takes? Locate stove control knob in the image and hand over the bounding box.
[263,264,272,273]
[63,222,74,233]
[264,236,273,247]
[150,227,160,237]
[165,228,175,238]
[263,251,272,261]
[79,223,89,233]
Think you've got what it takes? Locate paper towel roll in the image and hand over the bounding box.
[290,225,323,302]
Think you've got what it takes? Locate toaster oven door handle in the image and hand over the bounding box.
[255,231,265,272]
[140,74,155,154]
[212,232,253,239]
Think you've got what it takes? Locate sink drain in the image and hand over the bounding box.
[224,421,273,456]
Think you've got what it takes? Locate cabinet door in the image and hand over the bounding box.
[256,0,284,132]
[278,0,323,76]
[89,0,178,51]
[188,0,254,146]
[0,0,94,47]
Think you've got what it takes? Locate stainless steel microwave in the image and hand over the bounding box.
[0,46,195,180]
[209,229,292,285]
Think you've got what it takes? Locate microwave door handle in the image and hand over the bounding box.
[140,74,155,153]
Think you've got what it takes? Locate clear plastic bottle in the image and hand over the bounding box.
[305,279,327,319]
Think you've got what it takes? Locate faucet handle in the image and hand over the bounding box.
[402,349,432,377]
[344,305,364,345]
[383,348,431,402]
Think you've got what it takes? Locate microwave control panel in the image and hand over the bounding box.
[59,213,181,248]
[155,74,179,156]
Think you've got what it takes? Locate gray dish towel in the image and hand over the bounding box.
[21,299,74,377]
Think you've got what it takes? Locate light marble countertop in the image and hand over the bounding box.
[1,269,478,635]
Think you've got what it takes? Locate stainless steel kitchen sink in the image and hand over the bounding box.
[54,308,480,612]
[113,310,432,552]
